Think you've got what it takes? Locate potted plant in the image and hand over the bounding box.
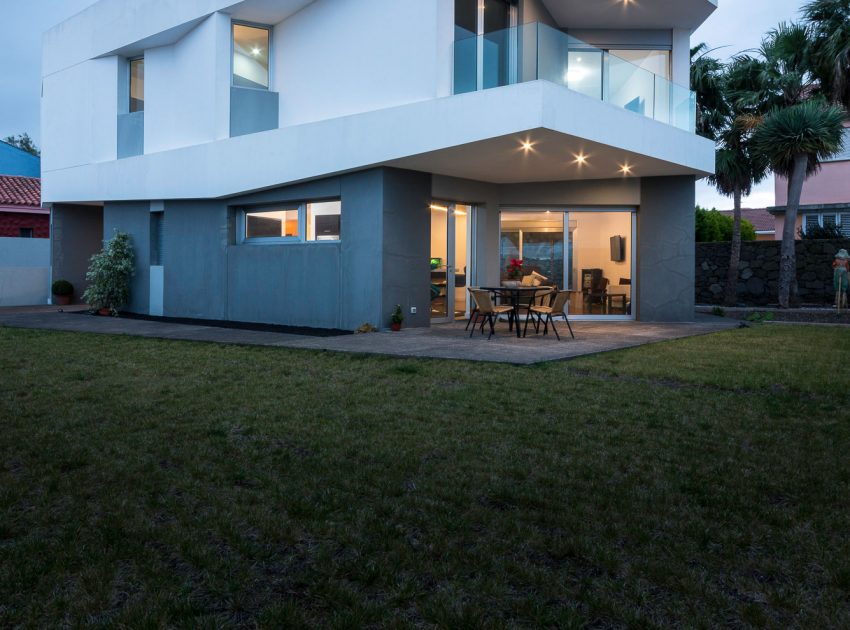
[504,258,524,286]
[51,279,74,306]
[390,304,404,331]
[82,231,135,316]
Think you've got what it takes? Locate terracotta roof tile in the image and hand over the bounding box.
[718,207,775,233]
[0,175,41,207]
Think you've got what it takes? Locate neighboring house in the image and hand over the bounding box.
[768,123,850,239]
[43,0,716,328]
[0,175,50,306]
[717,208,775,241]
[0,141,40,178]
[0,176,48,238]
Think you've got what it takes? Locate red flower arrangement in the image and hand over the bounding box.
[506,258,524,280]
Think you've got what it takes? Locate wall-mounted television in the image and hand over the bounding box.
[610,235,626,262]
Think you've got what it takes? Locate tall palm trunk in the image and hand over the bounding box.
[724,187,743,306]
[778,154,808,308]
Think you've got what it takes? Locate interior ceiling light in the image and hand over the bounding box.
[251,47,262,56]
[430,204,449,212]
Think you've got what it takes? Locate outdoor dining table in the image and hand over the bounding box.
[480,286,556,338]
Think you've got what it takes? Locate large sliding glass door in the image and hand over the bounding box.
[499,209,635,319]
[431,203,471,323]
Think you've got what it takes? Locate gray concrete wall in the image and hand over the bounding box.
[382,168,432,328]
[162,200,229,320]
[638,175,695,321]
[129,169,404,330]
[50,203,104,304]
[0,237,50,306]
[230,87,279,138]
[103,202,151,313]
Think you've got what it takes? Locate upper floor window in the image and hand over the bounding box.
[233,23,270,90]
[129,57,145,113]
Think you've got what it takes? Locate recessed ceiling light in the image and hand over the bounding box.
[574,152,588,166]
[251,47,262,56]
[521,140,534,152]
[620,162,633,175]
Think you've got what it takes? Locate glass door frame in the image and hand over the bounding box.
[498,206,637,321]
[431,201,474,324]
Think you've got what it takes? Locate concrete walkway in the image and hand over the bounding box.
[0,307,739,365]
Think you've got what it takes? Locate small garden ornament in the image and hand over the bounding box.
[834,249,850,312]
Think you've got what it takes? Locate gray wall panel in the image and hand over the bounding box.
[50,204,103,304]
[162,201,229,320]
[103,201,151,313]
[638,175,695,321]
[381,168,431,328]
[227,243,342,328]
[339,169,384,329]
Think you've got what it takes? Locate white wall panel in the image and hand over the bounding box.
[145,13,231,153]
[41,57,119,172]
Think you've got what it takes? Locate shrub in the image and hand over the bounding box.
[695,206,757,242]
[82,231,135,315]
[799,223,843,239]
[51,279,74,296]
[712,306,726,317]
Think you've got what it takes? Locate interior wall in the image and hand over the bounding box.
[520,0,557,27]
[570,212,632,290]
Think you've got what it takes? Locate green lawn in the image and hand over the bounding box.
[1,324,849,627]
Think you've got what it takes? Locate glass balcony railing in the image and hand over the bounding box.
[454,22,697,133]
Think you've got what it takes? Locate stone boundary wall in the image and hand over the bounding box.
[696,239,850,306]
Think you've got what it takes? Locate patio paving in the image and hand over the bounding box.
[0,306,739,364]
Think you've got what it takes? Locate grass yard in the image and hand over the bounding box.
[1,324,850,627]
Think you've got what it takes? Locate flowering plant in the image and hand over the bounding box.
[506,258,524,280]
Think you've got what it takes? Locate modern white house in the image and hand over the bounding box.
[43,0,716,329]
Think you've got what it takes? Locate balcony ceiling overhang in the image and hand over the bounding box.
[542,0,717,30]
[42,81,715,204]
[388,128,706,185]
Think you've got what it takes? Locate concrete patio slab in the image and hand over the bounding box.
[0,307,740,364]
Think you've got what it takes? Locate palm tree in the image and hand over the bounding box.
[708,58,770,306]
[709,130,768,306]
[753,100,845,306]
[803,0,850,110]
[731,23,846,307]
[691,43,729,140]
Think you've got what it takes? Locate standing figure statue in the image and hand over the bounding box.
[834,249,850,311]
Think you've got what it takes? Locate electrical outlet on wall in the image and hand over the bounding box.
[410,307,417,314]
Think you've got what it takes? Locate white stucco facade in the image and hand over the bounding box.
[42,0,715,204]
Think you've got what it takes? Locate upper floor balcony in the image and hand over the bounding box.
[454,22,696,133]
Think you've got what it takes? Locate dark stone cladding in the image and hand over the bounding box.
[696,239,850,306]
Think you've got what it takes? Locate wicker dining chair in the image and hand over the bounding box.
[469,289,514,339]
[465,287,482,331]
[523,290,574,340]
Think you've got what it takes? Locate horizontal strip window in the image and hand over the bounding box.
[240,201,341,244]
